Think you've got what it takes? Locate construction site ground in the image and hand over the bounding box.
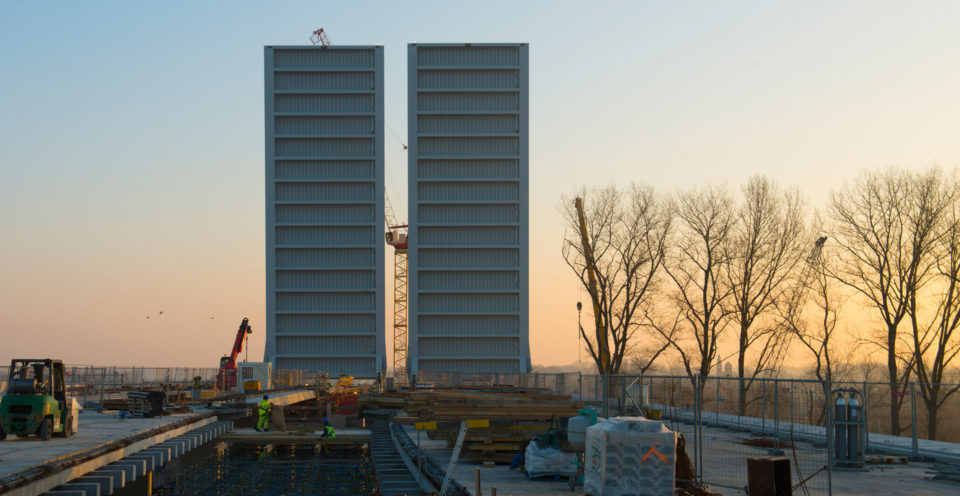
[405,422,959,496]
[675,419,957,496]
[402,424,573,496]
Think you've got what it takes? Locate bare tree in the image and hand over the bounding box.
[829,168,936,436]
[725,176,807,414]
[654,185,735,386]
[907,168,960,440]
[562,184,673,374]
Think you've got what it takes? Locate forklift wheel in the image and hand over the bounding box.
[39,418,52,441]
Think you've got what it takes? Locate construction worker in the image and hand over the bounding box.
[320,417,336,439]
[256,395,272,432]
[192,375,202,401]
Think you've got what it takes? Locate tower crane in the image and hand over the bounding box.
[385,190,409,386]
[310,28,330,46]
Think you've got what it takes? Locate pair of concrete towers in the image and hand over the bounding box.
[263,43,530,379]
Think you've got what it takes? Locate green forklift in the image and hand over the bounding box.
[0,359,76,440]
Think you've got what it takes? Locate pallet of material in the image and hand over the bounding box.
[424,420,551,442]
[463,438,526,464]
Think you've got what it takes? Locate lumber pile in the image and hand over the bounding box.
[365,387,586,421]
[364,386,588,464]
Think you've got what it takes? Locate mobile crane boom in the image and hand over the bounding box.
[217,318,253,389]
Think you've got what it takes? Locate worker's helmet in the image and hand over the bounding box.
[263,394,269,400]
[322,417,329,423]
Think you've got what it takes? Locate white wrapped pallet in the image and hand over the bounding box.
[584,417,676,496]
[525,441,578,479]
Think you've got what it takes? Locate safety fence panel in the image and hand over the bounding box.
[696,377,830,495]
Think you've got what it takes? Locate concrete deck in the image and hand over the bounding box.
[0,411,207,479]
[219,427,370,444]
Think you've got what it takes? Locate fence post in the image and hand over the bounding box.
[737,376,742,430]
[602,373,609,418]
[910,382,919,459]
[825,378,833,494]
[621,376,627,415]
[862,380,869,453]
[678,377,684,410]
[790,382,795,437]
[715,377,720,424]
[98,370,105,411]
[83,367,90,406]
[761,380,767,433]
[694,374,703,484]
[773,380,780,449]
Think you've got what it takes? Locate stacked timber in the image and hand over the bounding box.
[364,386,589,464]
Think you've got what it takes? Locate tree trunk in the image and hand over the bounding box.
[925,387,939,441]
[887,324,902,436]
[737,353,747,415]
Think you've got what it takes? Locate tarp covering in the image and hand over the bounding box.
[584,417,677,496]
[525,441,578,479]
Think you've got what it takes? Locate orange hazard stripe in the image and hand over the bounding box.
[641,446,668,463]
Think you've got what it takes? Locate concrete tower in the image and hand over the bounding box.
[407,43,531,376]
[264,45,385,378]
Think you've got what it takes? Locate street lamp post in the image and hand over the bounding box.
[576,301,582,372]
[577,301,583,400]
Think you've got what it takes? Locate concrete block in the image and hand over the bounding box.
[126,452,158,471]
[92,469,126,489]
[57,481,100,496]
[109,459,145,479]
[164,439,187,456]
[180,434,197,450]
[187,432,203,447]
[155,442,178,458]
[142,446,170,465]
[74,475,114,495]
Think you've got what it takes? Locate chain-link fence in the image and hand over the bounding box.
[0,364,332,410]
[416,370,832,494]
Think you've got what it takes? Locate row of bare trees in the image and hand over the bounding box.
[562,166,960,439]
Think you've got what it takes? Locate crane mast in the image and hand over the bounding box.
[385,190,409,386]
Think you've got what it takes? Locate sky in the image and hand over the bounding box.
[2,1,960,369]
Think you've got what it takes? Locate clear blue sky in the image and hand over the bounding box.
[2,1,959,367]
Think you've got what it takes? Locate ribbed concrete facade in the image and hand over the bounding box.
[407,43,530,375]
[264,46,385,378]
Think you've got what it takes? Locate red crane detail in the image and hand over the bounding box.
[310,28,330,46]
[216,318,253,389]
